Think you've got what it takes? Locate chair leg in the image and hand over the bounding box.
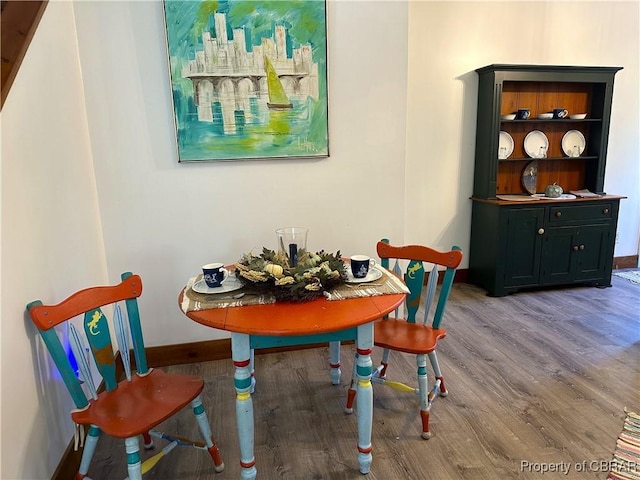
[379,348,391,377]
[416,354,432,439]
[191,395,225,473]
[428,351,448,396]
[142,431,154,449]
[344,351,358,414]
[329,341,342,385]
[76,425,100,480]
[124,436,142,480]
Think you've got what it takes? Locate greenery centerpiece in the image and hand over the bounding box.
[234,248,347,302]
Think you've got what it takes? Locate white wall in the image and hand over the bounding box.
[405,1,640,256]
[0,3,108,478]
[1,1,638,479]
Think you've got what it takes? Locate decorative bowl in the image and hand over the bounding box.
[537,113,553,119]
[501,113,516,120]
[569,113,587,119]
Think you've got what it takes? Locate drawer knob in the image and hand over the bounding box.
[579,244,585,250]
[573,245,579,251]
[555,212,562,217]
[538,228,545,235]
[603,208,609,214]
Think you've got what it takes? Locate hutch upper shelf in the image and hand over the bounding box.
[472,64,622,199]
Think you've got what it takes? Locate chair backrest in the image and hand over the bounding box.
[27,272,147,410]
[377,239,463,328]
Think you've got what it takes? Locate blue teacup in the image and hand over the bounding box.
[516,109,531,120]
[350,255,376,279]
[553,108,568,119]
[202,263,229,288]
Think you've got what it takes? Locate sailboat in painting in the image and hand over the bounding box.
[264,55,293,110]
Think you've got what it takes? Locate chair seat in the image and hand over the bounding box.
[374,318,446,354]
[71,369,204,438]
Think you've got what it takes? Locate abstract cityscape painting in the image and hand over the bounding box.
[163,0,329,162]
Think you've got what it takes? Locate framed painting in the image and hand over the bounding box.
[162,0,329,162]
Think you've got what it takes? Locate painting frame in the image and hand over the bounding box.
[162,0,330,162]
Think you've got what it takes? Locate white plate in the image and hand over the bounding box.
[537,113,553,119]
[524,130,549,158]
[345,266,383,284]
[561,130,586,157]
[498,131,514,159]
[192,277,244,294]
[532,193,578,200]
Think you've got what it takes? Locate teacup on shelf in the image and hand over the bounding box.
[553,108,569,119]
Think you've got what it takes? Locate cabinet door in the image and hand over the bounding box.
[574,223,612,280]
[504,208,544,287]
[540,223,612,284]
[540,225,579,284]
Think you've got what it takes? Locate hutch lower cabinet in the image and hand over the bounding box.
[469,196,622,297]
[468,64,624,297]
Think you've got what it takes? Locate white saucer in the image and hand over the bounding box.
[345,266,383,284]
[192,277,243,294]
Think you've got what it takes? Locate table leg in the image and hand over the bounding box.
[329,341,341,385]
[355,323,374,474]
[232,333,257,480]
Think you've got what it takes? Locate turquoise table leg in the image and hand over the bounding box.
[125,436,142,480]
[232,333,257,480]
[329,341,341,385]
[355,323,374,474]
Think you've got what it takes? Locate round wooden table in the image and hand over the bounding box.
[180,289,405,479]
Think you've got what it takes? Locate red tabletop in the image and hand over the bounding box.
[180,290,405,336]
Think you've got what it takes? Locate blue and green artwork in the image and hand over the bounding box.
[163,0,329,161]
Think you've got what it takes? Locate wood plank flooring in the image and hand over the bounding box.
[88,276,639,480]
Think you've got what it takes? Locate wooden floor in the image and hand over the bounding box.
[88,276,639,480]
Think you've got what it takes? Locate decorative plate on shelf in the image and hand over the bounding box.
[524,130,549,158]
[521,160,538,194]
[561,130,586,157]
[498,131,514,159]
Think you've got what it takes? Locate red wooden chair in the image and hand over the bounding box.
[27,272,224,480]
[345,240,463,439]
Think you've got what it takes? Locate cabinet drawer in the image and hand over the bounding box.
[548,204,613,223]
